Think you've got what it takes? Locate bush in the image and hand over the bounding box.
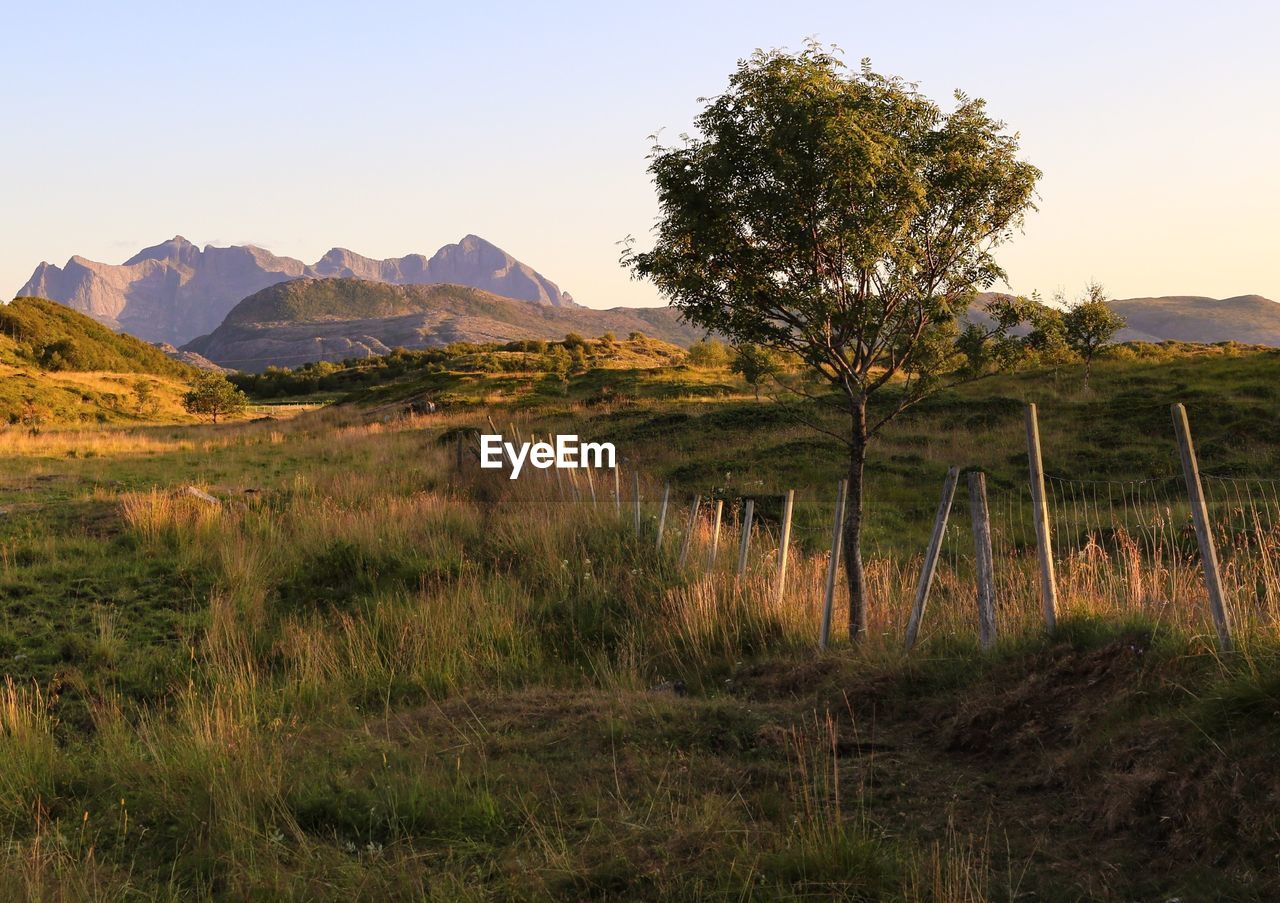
[686,339,731,368]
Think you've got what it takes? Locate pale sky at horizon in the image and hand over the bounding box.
[4,1,1278,310]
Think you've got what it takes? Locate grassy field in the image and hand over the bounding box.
[0,343,1278,898]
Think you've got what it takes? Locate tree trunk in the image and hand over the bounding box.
[843,398,869,642]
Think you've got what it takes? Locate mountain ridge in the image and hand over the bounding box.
[960,292,1280,347]
[1108,295,1280,345]
[16,235,576,346]
[182,278,705,371]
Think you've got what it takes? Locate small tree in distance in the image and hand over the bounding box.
[1062,282,1126,388]
[625,43,1041,640]
[730,344,783,400]
[685,338,732,368]
[183,371,248,423]
[132,378,160,415]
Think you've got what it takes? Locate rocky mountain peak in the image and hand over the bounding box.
[124,235,201,267]
[15,235,578,345]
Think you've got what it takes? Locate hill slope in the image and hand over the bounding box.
[16,234,577,345]
[0,297,193,377]
[1110,294,1280,345]
[182,279,706,370]
[0,297,199,424]
[964,292,1280,347]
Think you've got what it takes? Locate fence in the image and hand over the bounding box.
[457,405,1278,654]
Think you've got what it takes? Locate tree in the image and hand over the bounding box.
[625,44,1040,641]
[132,378,160,415]
[1062,282,1126,387]
[730,344,783,399]
[1020,295,1074,366]
[685,338,732,368]
[183,371,248,423]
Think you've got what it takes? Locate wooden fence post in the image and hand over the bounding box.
[1172,403,1234,652]
[585,466,597,508]
[707,499,724,569]
[819,480,848,651]
[633,470,642,535]
[678,495,701,568]
[613,465,622,518]
[1025,404,1058,633]
[775,490,795,604]
[656,483,670,549]
[904,467,959,652]
[736,499,755,579]
[968,471,997,652]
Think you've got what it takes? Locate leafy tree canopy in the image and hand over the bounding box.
[183,372,249,423]
[625,42,1042,438]
[1062,282,1126,385]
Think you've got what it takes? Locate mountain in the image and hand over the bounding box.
[15,235,577,346]
[964,293,1280,347]
[1109,295,1280,345]
[182,278,705,371]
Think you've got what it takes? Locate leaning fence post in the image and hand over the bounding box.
[1025,404,1059,633]
[775,489,795,604]
[656,483,670,549]
[633,471,642,535]
[736,499,755,579]
[904,467,959,652]
[819,480,848,651]
[968,471,997,652]
[1172,403,1234,652]
[678,495,701,568]
[613,464,622,518]
[707,499,724,569]
[585,466,597,508]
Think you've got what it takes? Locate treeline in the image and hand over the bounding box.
[231,332,673,398]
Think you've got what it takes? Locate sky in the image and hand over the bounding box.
[3,1,1278,309]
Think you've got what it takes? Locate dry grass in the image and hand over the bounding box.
[1,403,1276,897]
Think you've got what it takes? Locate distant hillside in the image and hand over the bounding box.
[155,343,232,373]
[964,292,1280,347]
[16,234,577,346]
[0,297,194,377]
[183,279,706,371]
[1110,295,1280,345]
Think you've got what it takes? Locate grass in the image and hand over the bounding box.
[0,345,1277,897]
